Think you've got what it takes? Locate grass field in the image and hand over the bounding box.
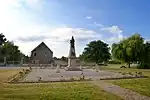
[0,69,21,83]
[101,64,150,97]
[100,64,150,76]
[0,68,123,100]
[0,82,123,100]
[110,78,150,97]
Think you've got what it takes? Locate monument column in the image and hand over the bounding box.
[66,36,82,71]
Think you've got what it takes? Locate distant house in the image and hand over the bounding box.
[30,42,53,64]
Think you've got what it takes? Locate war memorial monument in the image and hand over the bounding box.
[21,36,118,82]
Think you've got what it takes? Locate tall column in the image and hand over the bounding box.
[66,36,82,71]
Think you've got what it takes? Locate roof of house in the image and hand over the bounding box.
[31,42,53,53]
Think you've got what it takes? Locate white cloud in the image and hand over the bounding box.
[93,22,103,27]
[0,0,44,38]
[100,25,124,43]
[16,27,100,57]
[0,0,125,57]
[0,0,42,9]
[144,39,150,43]
[101,26,123,34]
[49,27,97,40]
[85,16,92,19]
[0,0,99,57]
[22,0,44,10]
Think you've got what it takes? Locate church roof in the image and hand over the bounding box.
[31,42,53,53]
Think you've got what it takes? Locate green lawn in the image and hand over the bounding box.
[100,64,150,76]
[1,82,123,100]
[0,69,21,83]
[102,64,150,97]
[0,68,122,100]
[110,78,150,97]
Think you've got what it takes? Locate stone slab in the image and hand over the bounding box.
[22,68,118,82]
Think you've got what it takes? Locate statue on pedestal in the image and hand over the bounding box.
[66,36,82,71]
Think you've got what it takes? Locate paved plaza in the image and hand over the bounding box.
[22,68,118,82]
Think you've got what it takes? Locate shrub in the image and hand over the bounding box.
[138,62,150,69]
[69,77,75,81]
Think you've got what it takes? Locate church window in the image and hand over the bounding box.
[34,53,36,56]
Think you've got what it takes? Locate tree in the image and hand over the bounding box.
[0,33,7,61]
[0,33,7,46]
[60,56,68,61]
[53,57,59,60]
[138,42,150,68]
[112,34,144,68]
[80,40,111,64]
[0,41,26,63]
[144,42,150,63]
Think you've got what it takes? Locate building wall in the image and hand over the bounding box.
[30,44,53,64]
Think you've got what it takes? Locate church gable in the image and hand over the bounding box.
[32,42,53,53]
[30,42,53,64]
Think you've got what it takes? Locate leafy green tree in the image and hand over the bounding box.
[0,33,7,46]
[80,40,111,64]
[138,42,150,68]
[112,34,144,68]
[0,33,30,63]
[0,40,27,63]
[60,56,68,61]
[1,41,23,61]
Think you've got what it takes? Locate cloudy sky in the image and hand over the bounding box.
[0,0,150,57]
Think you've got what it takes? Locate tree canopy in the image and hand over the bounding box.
[60,56,68,61]
[0,33,7,46]
[0,34,29,63]
[112,33,150,68]
[79,40,111,64]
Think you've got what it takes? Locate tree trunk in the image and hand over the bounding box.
[128,62,131,68]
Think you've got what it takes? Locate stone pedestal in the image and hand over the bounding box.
[66,36,82,71]
[56,64,60,73]
[66,58,82,71]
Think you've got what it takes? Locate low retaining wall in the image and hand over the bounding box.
[8,79,92,84]
[100,76,149,80]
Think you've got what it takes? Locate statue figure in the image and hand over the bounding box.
[70,36,75,48]
[70,36,75,57]
[66,36,82,71]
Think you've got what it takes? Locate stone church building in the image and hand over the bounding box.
[30,42,53,64]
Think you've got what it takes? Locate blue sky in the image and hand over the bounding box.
[0,0,150,57]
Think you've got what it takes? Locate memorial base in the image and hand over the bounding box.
[65,67,83,71]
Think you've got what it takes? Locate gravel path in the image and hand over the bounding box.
[22,68,118,82]
[91,81,150,100]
